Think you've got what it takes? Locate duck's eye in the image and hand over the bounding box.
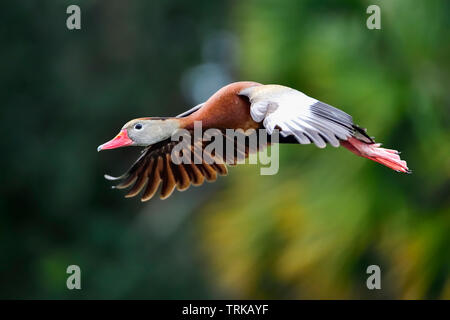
[134,123,143,130]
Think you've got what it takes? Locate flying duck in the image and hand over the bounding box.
[98,81,410,201]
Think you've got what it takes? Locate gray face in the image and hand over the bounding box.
[123,119,179,146]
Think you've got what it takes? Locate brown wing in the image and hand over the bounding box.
[104,131,229,201]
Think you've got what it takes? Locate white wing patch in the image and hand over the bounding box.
[240,85,354,148]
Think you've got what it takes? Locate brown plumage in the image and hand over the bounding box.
[179,81,262,131]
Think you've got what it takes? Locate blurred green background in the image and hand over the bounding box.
[1,0,448,299]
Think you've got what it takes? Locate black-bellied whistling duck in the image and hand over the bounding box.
[98,81,410,201]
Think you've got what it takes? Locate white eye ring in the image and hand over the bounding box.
[134,123,143,130]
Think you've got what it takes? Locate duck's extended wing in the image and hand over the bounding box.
[104,130,227,201]
[239,84,373,148]
[176,103,204,118]
[239,84,410,173]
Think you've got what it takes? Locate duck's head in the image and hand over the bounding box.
[97,118,180,151]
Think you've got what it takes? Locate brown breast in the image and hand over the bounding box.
[180,81,262,131]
